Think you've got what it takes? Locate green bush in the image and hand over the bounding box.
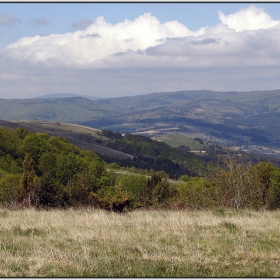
[0,173,21,207]
[178,175,189,182]
[108,162,120,169]
[177,177,216,209]
[267,167,280,210]
[38,175,64,208]
[151,180,178,208]
[115,174,146,208]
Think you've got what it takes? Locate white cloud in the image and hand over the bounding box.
[218,5,280,32]
[4,7,280,71]
[4,13,201,67]
[1,6,280,99]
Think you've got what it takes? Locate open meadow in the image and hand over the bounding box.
[0,208,279,277]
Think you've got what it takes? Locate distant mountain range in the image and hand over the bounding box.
[1,89,280,156]
[39,93,103,100]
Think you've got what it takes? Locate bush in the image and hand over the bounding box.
[38,175,64,208]
[178,175,189,182]
[108,163,120,169]
[177,177,216,209]
[115,174,146,207]
[208,152,260,209]
[267,167,280,210]
[0,173,21,207]
[151,180,178,208]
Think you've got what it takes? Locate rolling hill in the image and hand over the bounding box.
[1,89,280,156]
[0,119,216,177]
[39,93,103,100]
[0,120,133,161]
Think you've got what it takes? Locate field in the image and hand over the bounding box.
[0,208,279,277]
[152,133,207,150]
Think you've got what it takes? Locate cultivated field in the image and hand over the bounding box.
[0,208,279,277]
[152,133,207,149]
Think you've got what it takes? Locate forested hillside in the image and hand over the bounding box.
[1,126,280,211]
[101,131,212,177]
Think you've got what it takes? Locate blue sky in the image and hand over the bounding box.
[1,3,280,98]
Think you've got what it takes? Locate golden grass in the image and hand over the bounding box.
[0,208,279,277]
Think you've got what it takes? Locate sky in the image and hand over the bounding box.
[1,3,280,99]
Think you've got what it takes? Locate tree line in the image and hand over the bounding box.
[0,127,280,212]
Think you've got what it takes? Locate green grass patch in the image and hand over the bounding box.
[152,134,206,150]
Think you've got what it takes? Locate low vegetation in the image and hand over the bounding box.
[0,208,279,277]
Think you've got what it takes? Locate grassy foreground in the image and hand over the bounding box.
[0,208,279,277]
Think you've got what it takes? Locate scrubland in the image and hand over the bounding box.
[0,208,279,277]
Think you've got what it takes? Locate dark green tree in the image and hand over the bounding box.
[18,153,38,208]
[142,173,162,206]
[267,167,280,210]
[151,179,178,208]
[37,174,63,208]
[15,127,29,140]
[253,162,274,207]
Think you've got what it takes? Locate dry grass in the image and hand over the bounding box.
[0,208,279,277]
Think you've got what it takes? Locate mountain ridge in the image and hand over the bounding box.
[1,89,280,155]
[38,93,103,100]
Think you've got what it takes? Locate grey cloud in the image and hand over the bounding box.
[123,38,134,43]
[135,50,146,55]
[72,18,93,30]
[146,37,220,56]
[0,14,20,26]
[190,38,218,45]
[83,33,101,38]
[112,51,129,57]
[112,49,145,57]
[31,17,51,26]
[145,38,191,56]
[155,37,188,44]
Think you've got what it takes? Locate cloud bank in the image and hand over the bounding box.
[1,5,280,98]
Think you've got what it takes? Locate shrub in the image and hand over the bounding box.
[178,175,189,182]
[0,173,21,207]
[151,180,178,208]
[108,163,120,169]
[177,177,216,209]
[267,167,280,210]
[208,152,260,209]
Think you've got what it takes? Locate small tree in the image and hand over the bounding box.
[0,173,21,209]
[141,174,162,207]
[15,127,28,140]
[151,180,178,208]
[17,153,38,208]
[208,152,260,209]
[38,174,63,208]
[177,177,216,209]
[267,167,280,210]
[252,161,274,207]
